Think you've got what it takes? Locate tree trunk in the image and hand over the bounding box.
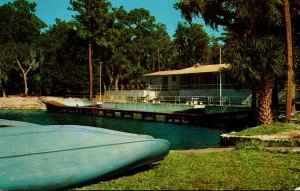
[257,77,274,125]
[14,59,30,96]
[115,75,119,91]
[88,42,93,101]
[24,74,28,96]
[0,83,6,97]
[283,0,293,122]
[106,68,114,87]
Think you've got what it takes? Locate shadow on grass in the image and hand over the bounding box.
[117,163,160,177]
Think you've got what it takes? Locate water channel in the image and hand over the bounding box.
[0,109,230,150]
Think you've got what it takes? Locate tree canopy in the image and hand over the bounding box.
[0,0,46,96]
[0,0,46,43]
[174,22,210,68]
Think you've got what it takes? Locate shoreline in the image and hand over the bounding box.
[0,96,87,110]
[0,96,45,110]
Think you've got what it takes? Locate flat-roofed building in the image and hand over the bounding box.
[104,64,251,105]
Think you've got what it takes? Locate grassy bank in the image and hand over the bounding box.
[78,150,300,190]
[230,122,300,136]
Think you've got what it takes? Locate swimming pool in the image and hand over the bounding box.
[0,109,228,150]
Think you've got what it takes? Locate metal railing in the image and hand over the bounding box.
[156,96,251,106]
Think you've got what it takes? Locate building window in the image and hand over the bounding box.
[172,76,176,82]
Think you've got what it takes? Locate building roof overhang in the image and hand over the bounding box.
[143,64,229,77]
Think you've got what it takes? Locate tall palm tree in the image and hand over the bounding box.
[283,0,293,122]
[174,0,283,124]
[226,36,286,125]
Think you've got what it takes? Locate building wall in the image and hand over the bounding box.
[167,75,179,90]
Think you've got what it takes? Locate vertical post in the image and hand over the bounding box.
[219,45,222,106]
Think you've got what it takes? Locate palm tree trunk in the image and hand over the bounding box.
[257,77,274,125]
[271,78,279,111]
[283,0,293,122]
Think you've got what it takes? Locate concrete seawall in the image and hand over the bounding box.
[220,131,300,147]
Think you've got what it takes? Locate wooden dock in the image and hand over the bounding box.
[43,101,251,128]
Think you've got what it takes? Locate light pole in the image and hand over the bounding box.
[219,45,222,106]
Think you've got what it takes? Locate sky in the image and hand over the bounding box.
[0,0,223,38]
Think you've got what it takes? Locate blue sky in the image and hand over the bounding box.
[0,0,222,38]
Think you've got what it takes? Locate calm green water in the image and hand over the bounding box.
[0,110,227,150]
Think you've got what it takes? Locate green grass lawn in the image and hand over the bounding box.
[78,150,300,190]
[230,122,300,136]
